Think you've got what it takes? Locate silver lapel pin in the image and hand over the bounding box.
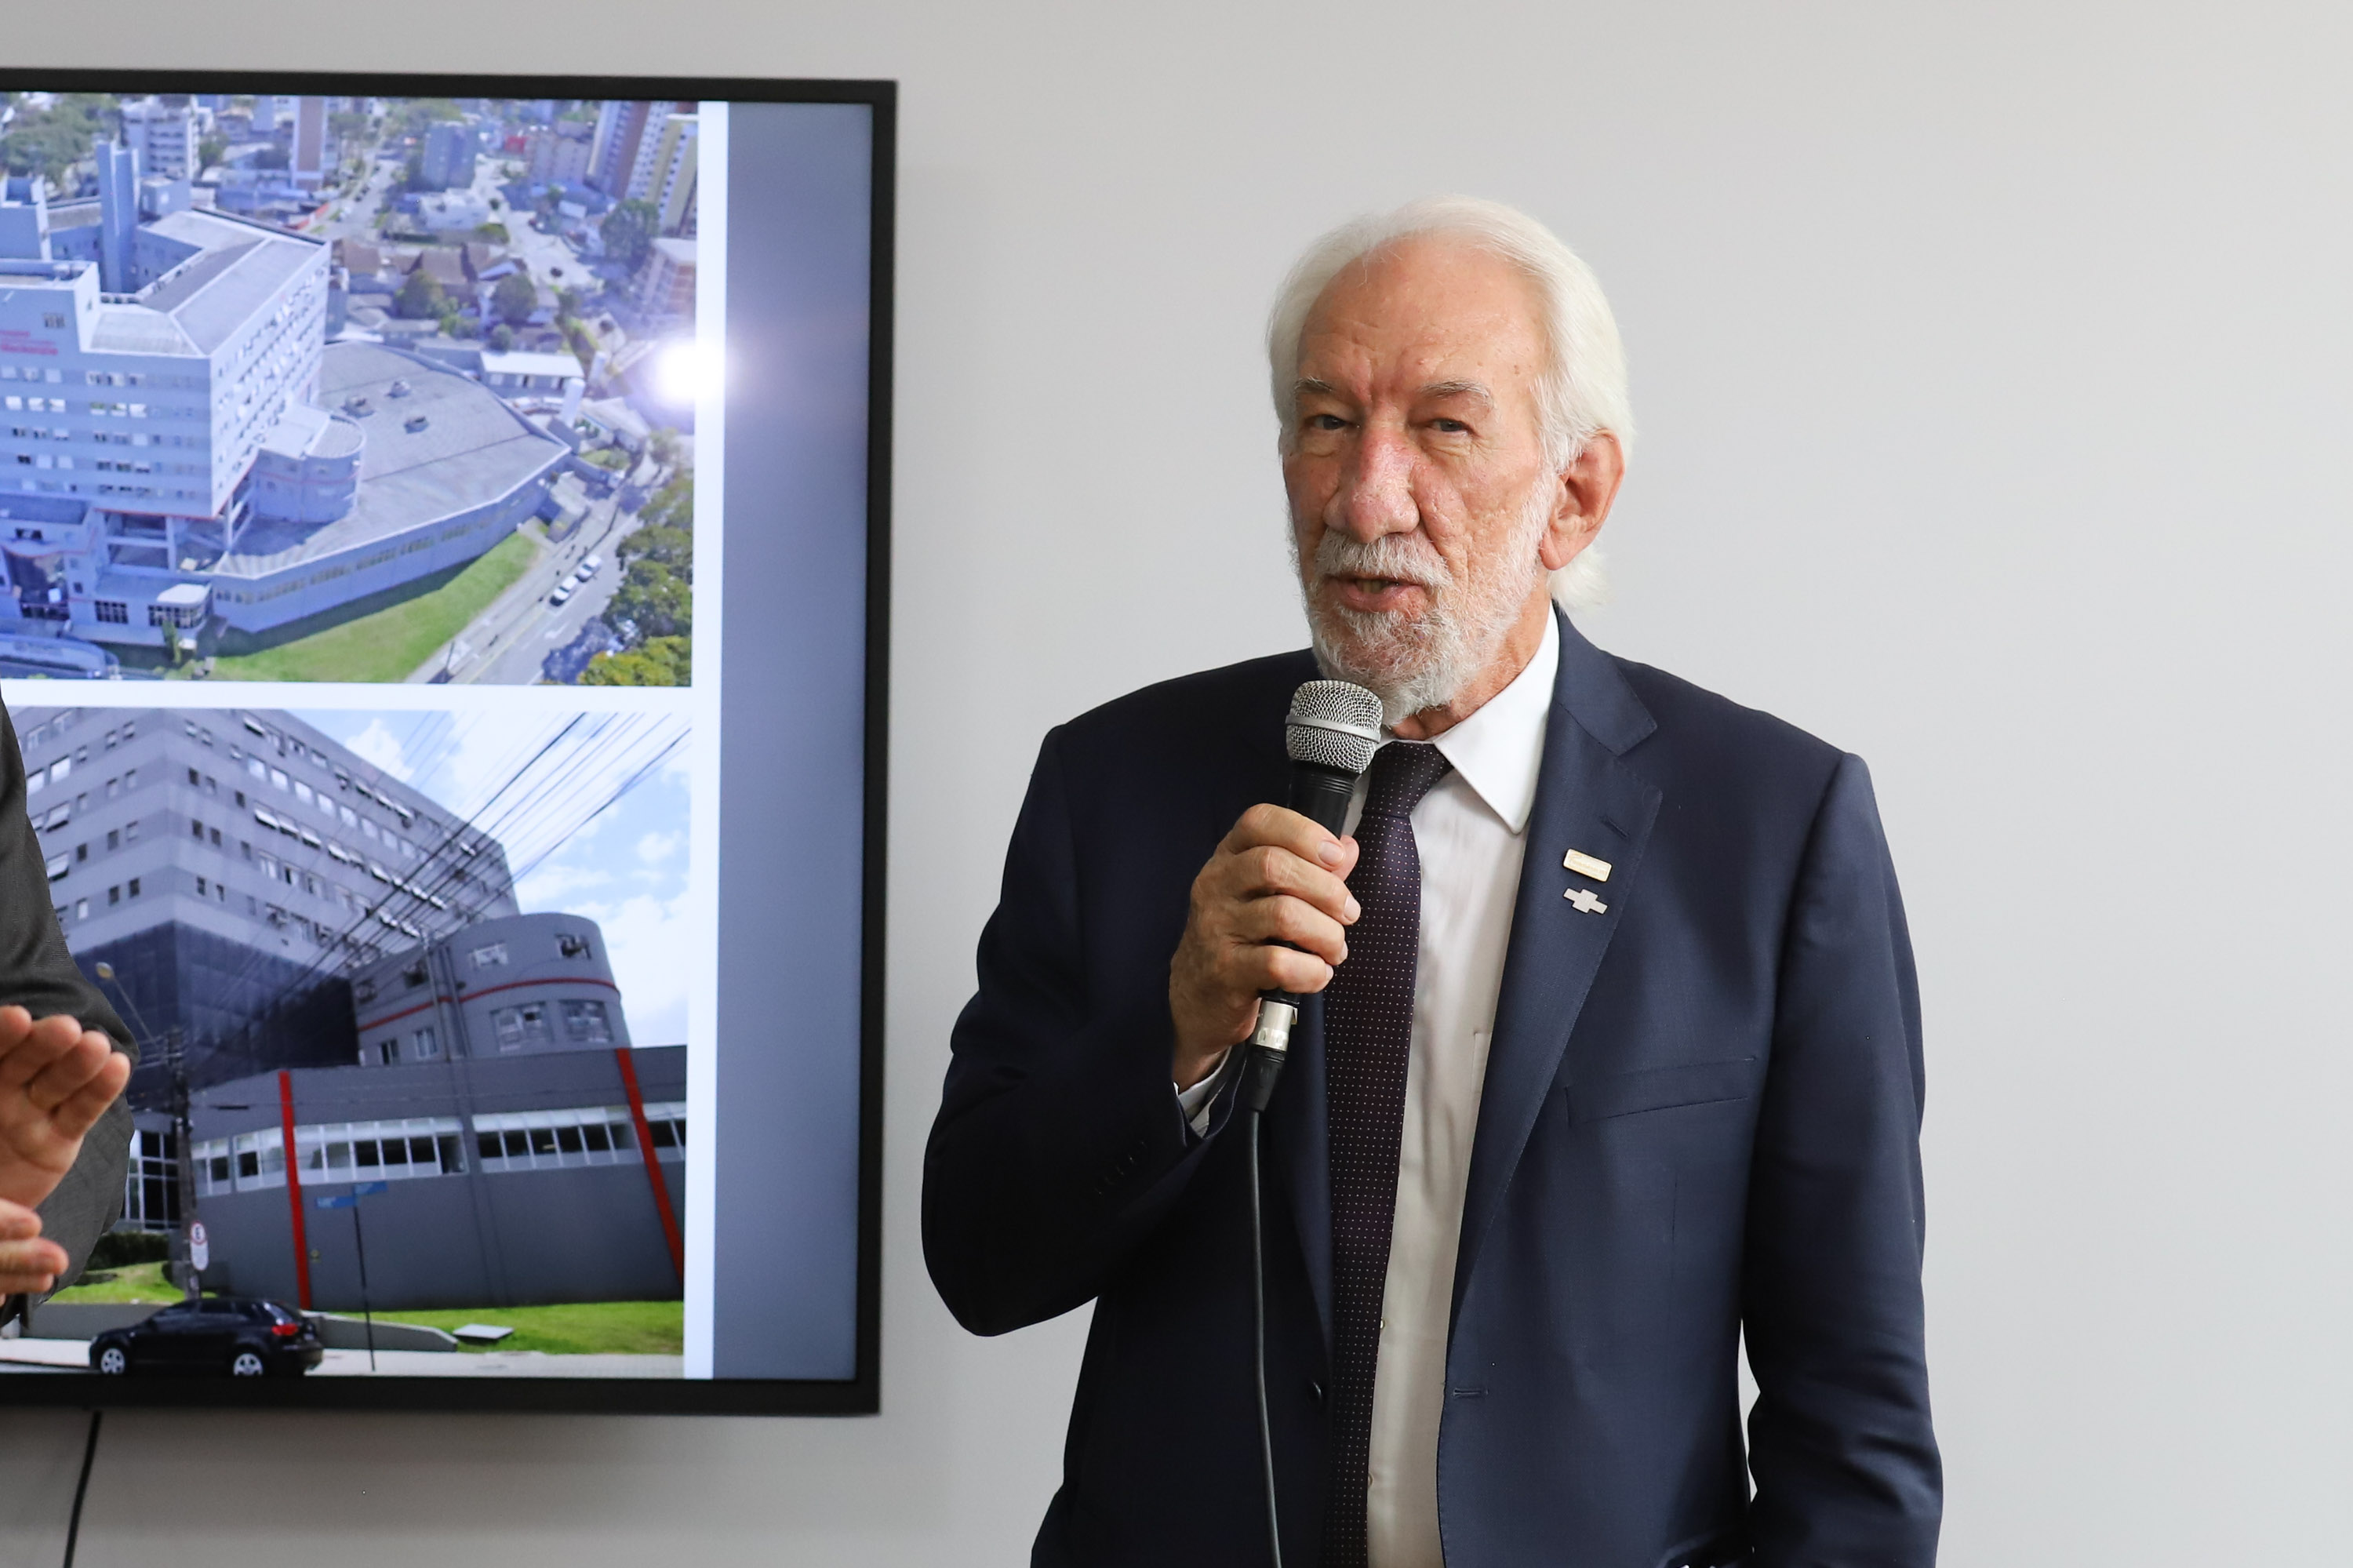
[1565,886,1607,915]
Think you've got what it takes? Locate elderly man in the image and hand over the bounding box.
[0,704,136,1329]
[926,198,1940,1567]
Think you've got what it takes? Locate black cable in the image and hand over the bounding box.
[61,1407,100,1568]
[1248,1108,1283,1568]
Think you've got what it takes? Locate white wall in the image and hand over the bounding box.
[6,3,2351,1563]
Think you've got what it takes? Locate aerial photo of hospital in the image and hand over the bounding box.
[0,92,699,685]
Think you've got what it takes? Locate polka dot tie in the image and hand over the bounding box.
[1321,739,1453,1568]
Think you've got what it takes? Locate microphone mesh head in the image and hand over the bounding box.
[1285,681,1385,776]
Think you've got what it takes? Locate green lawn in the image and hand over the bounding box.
[49,1260,181,1304]
[45,1268,682,1357]
[200,529,543,682]
[366,1299,682,1356]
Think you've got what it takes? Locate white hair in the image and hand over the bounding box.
[1266,196,1632,613]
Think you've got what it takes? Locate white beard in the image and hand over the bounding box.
[1295,487,1551,729]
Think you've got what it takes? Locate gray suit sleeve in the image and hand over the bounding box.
[0,698,137,1308]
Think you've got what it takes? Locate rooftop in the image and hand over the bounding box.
[68,211,325,360]
[481,349,585,381]
[215,340,568,579]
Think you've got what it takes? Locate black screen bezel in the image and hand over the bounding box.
[0,68,894,1418]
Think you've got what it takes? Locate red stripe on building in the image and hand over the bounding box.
[616,1047,684,1283]
[355,974,620,1033]
[279,1070,312,1311]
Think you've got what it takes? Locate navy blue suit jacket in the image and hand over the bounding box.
[925,613,1940,1567]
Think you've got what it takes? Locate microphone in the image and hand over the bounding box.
[1237,679,1384,1114]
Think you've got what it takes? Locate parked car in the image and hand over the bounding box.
[550,580,575,606]
[579,553,603,577]
[89,1297,324,1377]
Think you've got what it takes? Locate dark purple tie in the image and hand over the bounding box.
[1321,739,1453,1567]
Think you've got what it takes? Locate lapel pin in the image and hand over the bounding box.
[1563,849,1612,882]
[1565,887,1608,915]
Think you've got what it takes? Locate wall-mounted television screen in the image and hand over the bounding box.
[0,71,892,1414]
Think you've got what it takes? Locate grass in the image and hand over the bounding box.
[195,528,543,682]
[365,1300,682,1356]
[45,1268,682,1357]
[49,1260,181,1304]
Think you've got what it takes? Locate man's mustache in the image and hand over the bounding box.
[1312,533,1453,596]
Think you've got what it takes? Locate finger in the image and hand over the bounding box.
[1232,894,1350,966]
[1220,803,1347,869]
[1224,845,1362,924]
[1238,944,1336,997]
[0,1235,65,1294]
[0,1011,84,1090]
[45,1043,129,1142]
[22,1030,121,1120]
[0,1005,30,1055]
[0,1199,41,1242]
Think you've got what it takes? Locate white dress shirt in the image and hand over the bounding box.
[1181,616,1558,1567]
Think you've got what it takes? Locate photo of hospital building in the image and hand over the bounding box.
[0,145,567,649]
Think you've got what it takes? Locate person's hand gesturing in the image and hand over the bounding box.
[0,1006,128,1293]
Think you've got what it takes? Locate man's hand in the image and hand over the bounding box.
[0,1008,129,1281]
[1169,805,1362,1091]
[1,1198,67,1297]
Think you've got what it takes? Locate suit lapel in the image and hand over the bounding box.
[1450,613,1660,1322]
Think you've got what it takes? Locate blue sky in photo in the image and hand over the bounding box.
[296,708,693,1045]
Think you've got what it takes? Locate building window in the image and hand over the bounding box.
[561,999,613,1043]
[107,886,120,906]
[557,932,591,959]
[127,878,140,897]
[411,1027,439,1061]
[471,942,507,970]
[471,1105,682,1173]
[490,1002,551,1051]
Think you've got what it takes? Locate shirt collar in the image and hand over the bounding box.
[1427,612,1557,835]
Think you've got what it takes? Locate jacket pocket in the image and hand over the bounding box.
[1564,1056,1760,1125]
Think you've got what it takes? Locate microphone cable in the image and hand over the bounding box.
[1247,1105,1283,1568]
[62,1407,102,1568]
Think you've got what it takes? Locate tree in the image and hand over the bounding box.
[441,311,478,340]
[606,559,690,641]
[197,133,230,171]
[161,620,184,668]
[395,269,446,320]
[649,428,681,472]
[472,221,511,243]
[491,271,537,326]
[639,474,693,532]
[0,93,118,184]
[598,198,661,272]
[619,524,692,573]
[578,636,689,687]
[488,324,515,352]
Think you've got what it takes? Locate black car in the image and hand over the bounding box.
[89,1298,325,1377]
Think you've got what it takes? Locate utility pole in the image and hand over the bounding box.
[165,1028,200,1304]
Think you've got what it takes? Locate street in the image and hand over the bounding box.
[409,457,666,685]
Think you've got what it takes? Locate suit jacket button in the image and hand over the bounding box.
[1307,1380,1324,1406]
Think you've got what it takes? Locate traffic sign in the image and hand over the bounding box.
[188,1221,209,1271]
